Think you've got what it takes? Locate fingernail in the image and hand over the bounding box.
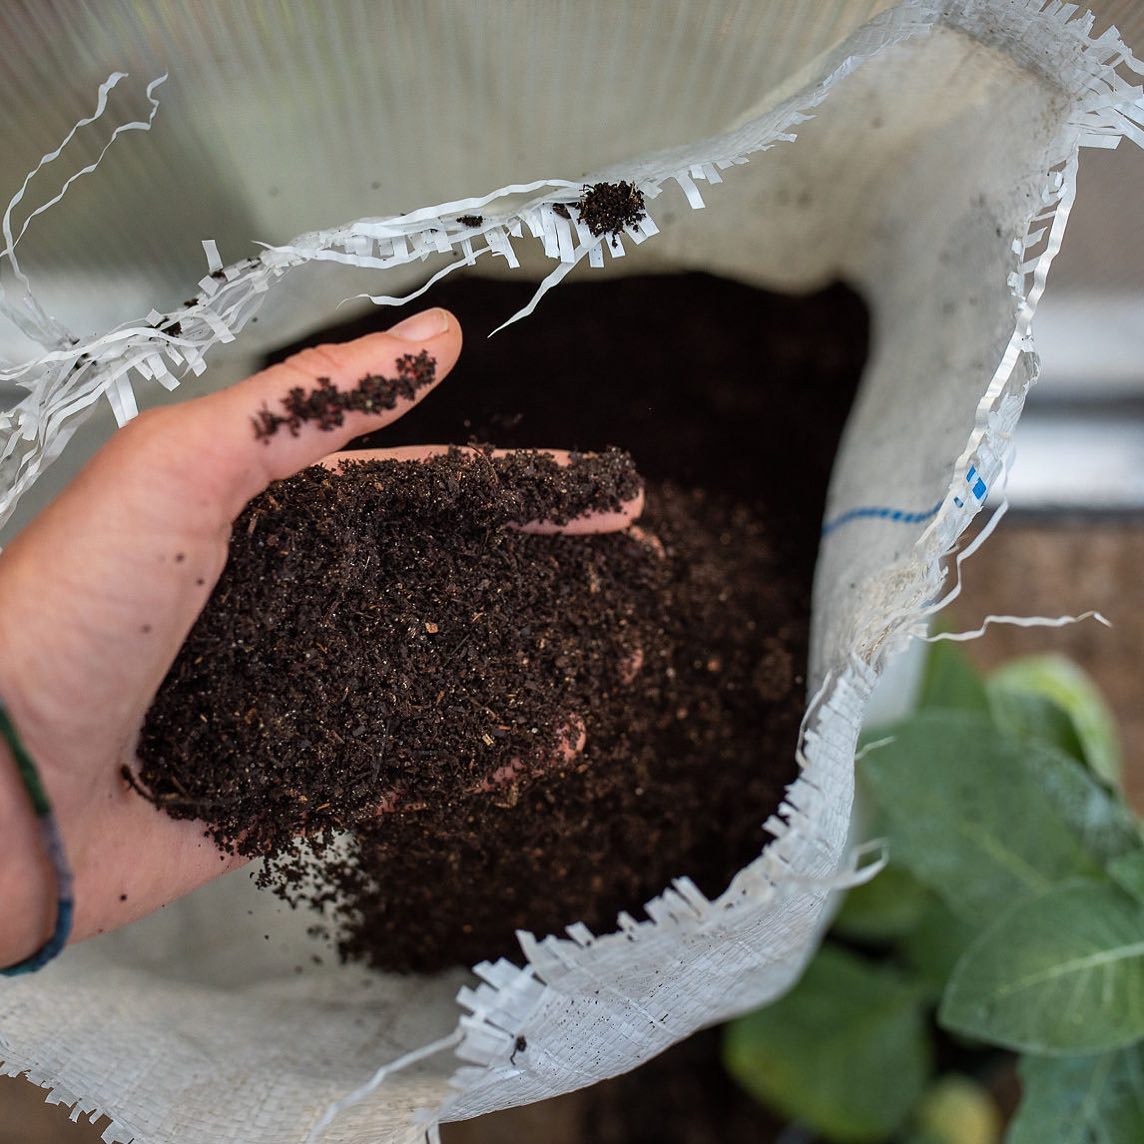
[389,307,450,341]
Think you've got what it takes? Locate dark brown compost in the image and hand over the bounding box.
[137,272,867,971]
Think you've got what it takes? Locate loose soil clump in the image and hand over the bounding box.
[577,180,646,237]
[138,272,867,971]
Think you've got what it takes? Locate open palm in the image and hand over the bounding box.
[0,307,642,967]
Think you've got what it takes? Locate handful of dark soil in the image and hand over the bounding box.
[137,447,646,852]
[138,272,868,971]
[136,445,803,970]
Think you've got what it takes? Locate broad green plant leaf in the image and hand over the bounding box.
[1008,1047,1144,1144]
[724,945,930,1143]
[987,655,1121,788]
[940,880,1144,1055]
[987,687,1088,765]
[1109,851,1144,905]
[834,863,933,944]
[918,640,990,714]
[860,712,1099,923]
[1012,738,1140,867]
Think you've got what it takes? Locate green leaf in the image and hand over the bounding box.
[1109,851,1144,905]
[1012,739,1141,867]
[834,863,933,944]
[901,896,979,995]
[987,655,1121,788]
[860,712,1100,923]
[940,880,1144,1055]
[919,640,990,714]
[1008,1047,1144,1144]
[987,687,1088,765]
[724,944,931,1142]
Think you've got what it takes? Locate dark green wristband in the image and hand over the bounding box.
[0,698,73,975]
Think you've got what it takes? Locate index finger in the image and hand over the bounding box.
[319,444,645,533]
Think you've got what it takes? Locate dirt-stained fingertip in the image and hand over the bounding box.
[251,349,438,442]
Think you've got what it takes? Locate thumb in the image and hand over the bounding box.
[0,309,462,763]
[107,305,461,530]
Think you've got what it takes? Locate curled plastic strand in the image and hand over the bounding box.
[874,460,1013,669]
[345,246,490,309]
[773,835,888,893]
[922,610,1111,643]
[842,837,889,888]
[921,495,1010,618]
[1,73,166,345]
[489,257,579,336]
[305,1031,463,1144]
[853,736,895,763]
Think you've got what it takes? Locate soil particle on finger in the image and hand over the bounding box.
[251,349,437,441]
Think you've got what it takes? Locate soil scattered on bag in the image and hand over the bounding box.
[137,272,867,971]
[577,180,646,237]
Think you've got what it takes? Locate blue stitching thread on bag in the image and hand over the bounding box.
[821,465,988,536]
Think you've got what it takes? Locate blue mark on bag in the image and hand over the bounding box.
[952,465,988,509]
[823,466,988,536]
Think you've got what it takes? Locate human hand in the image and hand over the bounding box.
[0,307,642,968]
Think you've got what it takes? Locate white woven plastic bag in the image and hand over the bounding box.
[1,2,1142,1141]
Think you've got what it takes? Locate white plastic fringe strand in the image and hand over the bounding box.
[306,1032,464,1144]
[924,609,1112,642]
